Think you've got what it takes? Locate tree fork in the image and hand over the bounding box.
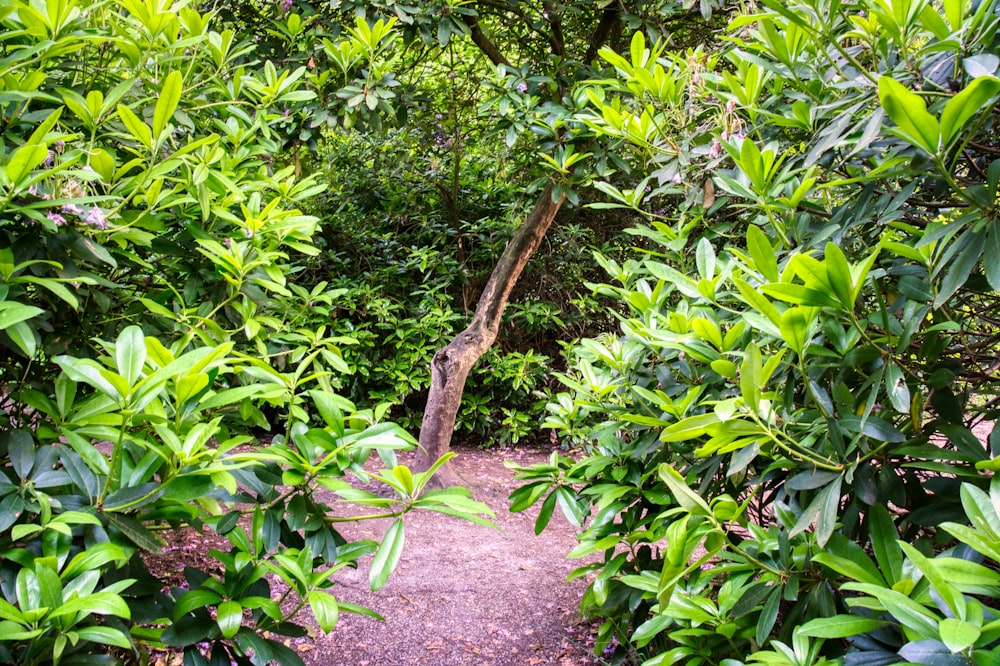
[414,183,565,485]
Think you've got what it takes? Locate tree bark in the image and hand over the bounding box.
[414,183,565,485]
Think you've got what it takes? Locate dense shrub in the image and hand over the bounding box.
[0,3,490,664]
[512,0,1000,664]
[303,123,626,445]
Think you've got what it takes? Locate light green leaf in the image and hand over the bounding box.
[799,615,886,638]
[660,413,721,442]
[116,104,152,150]
[939,617,981,653]
[747,225,779,282]
[4,144,50,187]
[153,71,183,138]
[115,325,146,388]
[73,625,133,649]
[370,518,404,591]
[824,243,854,309]
[307,590,339,633]
[940,76,1000,148]
[779,307,813,355]
[0,301,45,330]
[658,464,712,516]
[878,76,940,154]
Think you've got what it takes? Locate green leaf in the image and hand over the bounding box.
[740,342,762,411]
[6,321,37,358]
[173,590,223,620]
[660,413,721,442]
[878,76,941,154]
[899,541,965,619]
[4,144,50,187]
[940,76,1000,148]
[116,104,152,150]
[49,591,131,620]
[747,225,779,282]
[658,464,711,516]
[307,590,339,633]
[799,614,886,638]
[534,491,557,535]
[153,71,183,138]
[104,512,165,554]
[369,518,404,591]
[0,302,45,330]
[8,429,34,480]
[939,617,981,653]
[824,243,855,309]
[843,583,940,636]
[779,307,813,356]
[115,325,146,387]
[756,587,781,646]
[74,625,133,649]
[761,283,840,308]
[632,613,674,647]
[216,600,242,639]
[869,505,904,586]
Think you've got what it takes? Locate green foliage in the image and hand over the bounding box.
[512,0,1000,664]
[0,2,493,663]
[304,127,620,445]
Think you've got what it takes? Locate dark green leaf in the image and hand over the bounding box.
[755,587,781,646]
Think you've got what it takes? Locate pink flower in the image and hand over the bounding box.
[46,212,66,226]
[85,205,108,229]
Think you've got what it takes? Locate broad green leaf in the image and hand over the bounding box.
[49,591,130,620]
[799,614,886,638]
[762,283,840,308]
[660,413,721,442]
[632,613,674,647]
[104,512,165,554]
[756,587,781,646]
[747,225,779,282]
[658,464,711,516]
[4,144,50,187]
[369,518,404,591]
[5,321,36,358]
[940,76,1000,148]
[843,583,941,637]
[535,491,557,535]
[116,103,152,150]
[939,617,981,653]
[153,70,183,138]
[899,541,965,619]
[824,243,854,309]
[740,342,762,411]
[73,625,132,649]
[115,325,146,387]
[869,505,904,586]
[0,302,45,330]
[886,362,911,413]
[216,600,242,639]
[307,590,339,633]
[878,76,940,154]
[8,429,34,480]
[779,307,813,355]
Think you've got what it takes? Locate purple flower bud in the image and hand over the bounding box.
[46,212,67,226]
[517,82,528,93]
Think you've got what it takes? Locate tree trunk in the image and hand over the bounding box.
[414,183,564,485]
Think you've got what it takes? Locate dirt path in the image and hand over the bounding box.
[290,447,607,666]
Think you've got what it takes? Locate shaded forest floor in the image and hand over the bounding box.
[151,446,609,666]
[298,446,608,666]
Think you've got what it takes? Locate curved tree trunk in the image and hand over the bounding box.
[414,183,565,485]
